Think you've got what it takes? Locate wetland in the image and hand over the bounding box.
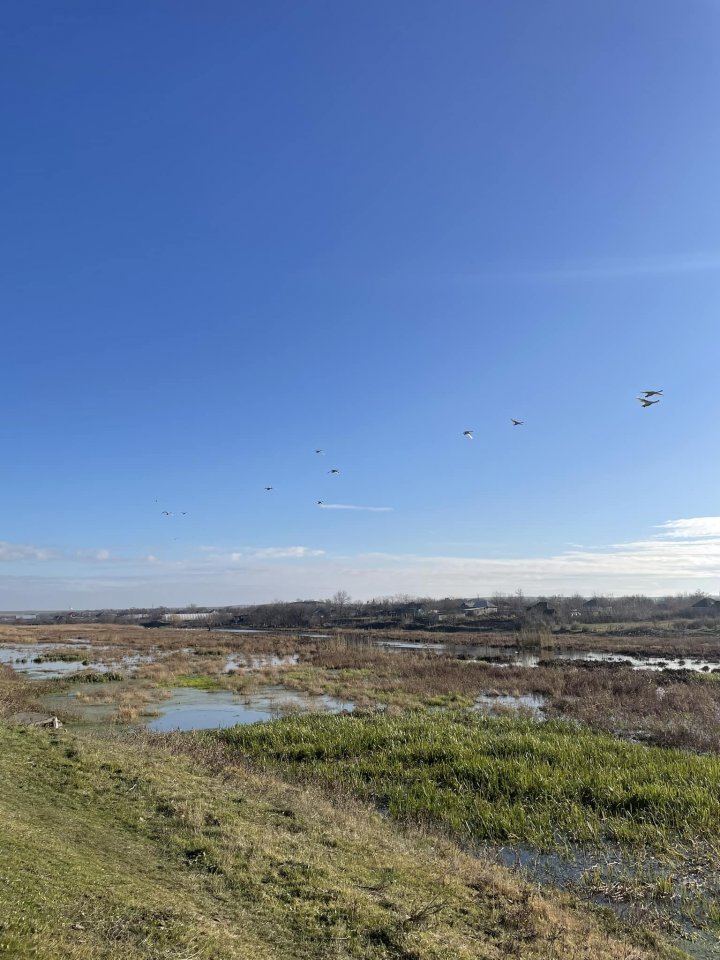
[2,621,720,958]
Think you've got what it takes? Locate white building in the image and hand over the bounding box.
[462,599,498,616]
[163,611,218,622]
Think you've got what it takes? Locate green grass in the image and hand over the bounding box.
[218,712,720,853]
[0,722,682,960]
[171,673,224,689]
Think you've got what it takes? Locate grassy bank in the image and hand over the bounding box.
[0,721,682,960]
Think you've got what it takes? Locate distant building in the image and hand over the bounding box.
[526,600,556,617]
[582,598,613,616]
[690,597,719,611]
[390,603,428,619]
[463,599,498,616]
[163,611,218,622]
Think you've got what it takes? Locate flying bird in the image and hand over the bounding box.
[316,500,324,505]
[328,468,340,475]
[511,419,523,426]
[315,449,324,454]
[640,390,663,397]
[637,397,660,407]
[264,486,274,491]
[463,430,474,439]
[161,511,172,516]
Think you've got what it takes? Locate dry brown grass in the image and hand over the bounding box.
[292,644,720,751]
[0,665,37,718]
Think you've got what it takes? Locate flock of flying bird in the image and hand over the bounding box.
[157,391,664,516]
[636,389,664,407]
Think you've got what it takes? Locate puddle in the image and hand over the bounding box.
[211,629,328,639]
[474,692,546,718]
[145,686,354,732]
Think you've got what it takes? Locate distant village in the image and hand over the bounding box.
[3,592,719,629]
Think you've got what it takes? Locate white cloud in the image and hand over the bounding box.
[655,518,720,539]
[0,542,58,562]
[250,546,326,559]
[75,548,112,561]
[319,503,393,512]
[1,518,719,606]
[211,546,326,562]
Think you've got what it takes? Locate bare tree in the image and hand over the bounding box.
[332,590,351,608]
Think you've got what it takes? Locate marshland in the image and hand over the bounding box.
[1,617,720,958]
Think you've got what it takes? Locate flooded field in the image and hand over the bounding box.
[375,639,720,672]
[0,642,160,678]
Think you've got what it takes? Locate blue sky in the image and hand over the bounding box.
[2,1,720,607]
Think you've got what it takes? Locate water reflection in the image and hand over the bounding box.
[474,692,546,718]
[146,686,353,732]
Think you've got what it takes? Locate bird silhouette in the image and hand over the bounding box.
[264,486,274,491]
[328,469,340,475]
[161,511,172,516]
[315,449,324,454]
[511,419,523,426]
[463,430,474,439]
[640,390,663,397]
[637,398,660,407]
[316,500,324,505]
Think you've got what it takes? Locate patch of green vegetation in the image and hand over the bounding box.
[0,722,681,960]
[33,652,87,663]
[67,671,125,684]
[219,712,720,854]
[280,665,434,709]
[171,674,224,690]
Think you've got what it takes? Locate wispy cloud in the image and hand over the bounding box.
[217,546,326,561]
[0,542,59,562]
[655,517,720,539]
[247,546,326,559]
[1,518,719,606]
[75,548,112,561]
[318,503,393,512]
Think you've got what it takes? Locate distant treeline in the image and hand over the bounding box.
[36,590,720,628]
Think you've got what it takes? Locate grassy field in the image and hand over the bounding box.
[0,721,683,960]
[217,712,720,852]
